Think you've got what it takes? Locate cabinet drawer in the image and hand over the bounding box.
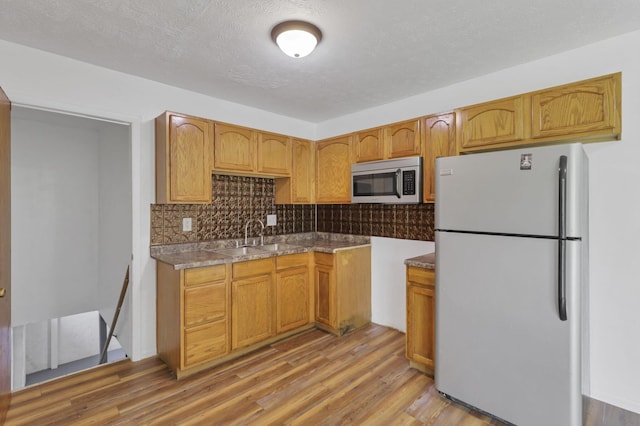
[183,319,228,367]
[277,252,309,270]
[407,266,435,286]
[314,252,334,267]
[232,258,275,279]
[184,264,226,287]
[184,282,227,327]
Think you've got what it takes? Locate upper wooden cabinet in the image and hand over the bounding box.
[256,132,291,176]
[456,95,527,151]
[213,124,291,176]
[386,119,422,158]
[457,73,622,152]
[155,112,214,204]
[530,72,621,142]
[423,113,456,203]
[316,136,352,204]
[213,123,255,173]
[353,128,385,163]
[353,120,422,163]
[155,74,621,206]
[275,138,315,204]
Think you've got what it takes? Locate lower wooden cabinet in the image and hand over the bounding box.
[156,247,371,378]
[276,253,312,333]
[314,246,371,336]
[156,262,230,378]
[231,258,276,350]
[406,266,435,376]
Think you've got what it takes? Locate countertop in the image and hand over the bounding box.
[151,232,371,270]
[404,252,435,269]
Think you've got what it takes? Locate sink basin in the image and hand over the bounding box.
[211,246,264,256]
[257,243,300,252]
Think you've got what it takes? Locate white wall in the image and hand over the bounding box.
[371,237,435,332]
[11,109,101,324]
[2,28,640,413]
[97,124,132,345]
[318,30,640,414]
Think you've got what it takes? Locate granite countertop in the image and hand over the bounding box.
[404,252,435,269]
[151,232,371,270]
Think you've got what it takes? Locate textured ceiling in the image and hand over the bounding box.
[1,0,640,122]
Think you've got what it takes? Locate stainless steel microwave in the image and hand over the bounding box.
[351,156,423,204]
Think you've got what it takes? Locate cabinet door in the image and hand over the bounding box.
[316,136,352,204]
[386,119,421,158]
[406,284,435,369]
[353,128,385,163]
[232,274,275,349]
[276,267,310,333]
[314,263,336,329]
[257,132,291,176]
[213,123,255,172]
[291,139,315,203]
[423,113,456,203]
[183,320,228,368]
[168,115,213,203]
[457,95,526,151]
[531,73,621,141]
[275,138,315,204]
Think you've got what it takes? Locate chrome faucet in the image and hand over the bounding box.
[244,218,265,246]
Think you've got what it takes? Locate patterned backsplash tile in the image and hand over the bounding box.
[316,204,434,241]
[150,175,435,245]
[151,175,315,245]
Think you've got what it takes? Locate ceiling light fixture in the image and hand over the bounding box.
[271,20,322,59]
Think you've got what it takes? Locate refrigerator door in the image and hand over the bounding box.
[435,143,587,238]
[435,231,582,426]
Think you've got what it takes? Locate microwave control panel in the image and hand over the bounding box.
[403,170,416,195]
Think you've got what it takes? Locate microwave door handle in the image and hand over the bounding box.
[394,169,402,198]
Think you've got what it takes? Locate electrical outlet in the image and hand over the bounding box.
[182,217,192,232]
[266,214,277,226]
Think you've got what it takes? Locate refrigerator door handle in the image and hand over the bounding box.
[558,155,568,321]
[394,168,402,198]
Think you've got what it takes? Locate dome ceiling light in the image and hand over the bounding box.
[271,20,322,59]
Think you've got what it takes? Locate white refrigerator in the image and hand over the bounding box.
[434,143,589,426]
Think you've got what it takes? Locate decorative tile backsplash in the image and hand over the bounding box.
[151,175,435,245]
[316,204,434,241]
[151,175,315,245]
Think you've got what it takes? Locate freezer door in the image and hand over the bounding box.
[435,232,582,426]
[435,143,587,238]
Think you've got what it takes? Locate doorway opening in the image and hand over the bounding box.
[10,106,132,390]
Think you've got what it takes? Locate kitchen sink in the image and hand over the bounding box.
[210,246,264,256]
[257,243,300,252]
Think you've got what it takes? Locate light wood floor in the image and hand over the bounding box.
[5,324,638,425]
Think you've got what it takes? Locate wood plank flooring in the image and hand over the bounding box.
[5,324,639,425]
